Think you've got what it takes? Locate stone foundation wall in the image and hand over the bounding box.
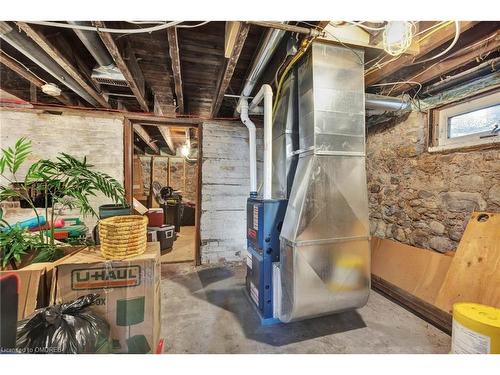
[138,156,197,203]
[366,111,500,252]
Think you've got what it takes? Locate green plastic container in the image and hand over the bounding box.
[98,204,132,219]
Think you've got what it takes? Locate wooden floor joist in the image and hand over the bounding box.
[167,27,184,114]
[0,50,73,106]
[94,21,149,112]
[389,30,500,95]
[211,22,250,118]
[16,22,111,109]
[365,21,479,87]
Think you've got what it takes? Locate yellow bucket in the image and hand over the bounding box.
[452,303,500,354]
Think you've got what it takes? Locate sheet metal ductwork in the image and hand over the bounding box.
[68,21,127,87]
[272,67,299,199]
[278,42,370,322]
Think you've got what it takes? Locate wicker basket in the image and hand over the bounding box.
[99,215,148,259]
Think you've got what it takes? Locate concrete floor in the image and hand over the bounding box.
[160,262,451,354]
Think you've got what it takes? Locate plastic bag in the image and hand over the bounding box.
[16,293,110,354]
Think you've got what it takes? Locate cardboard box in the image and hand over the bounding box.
[0,246,84,320]
[0,268,44,320]
[51,242,161,354]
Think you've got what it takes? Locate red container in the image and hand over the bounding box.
[146,209,164,227]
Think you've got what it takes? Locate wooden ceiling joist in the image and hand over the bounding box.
[93,21,149,112]
[365,21,478,87]
[134,124,160,154]
[15,22,111,109]
[167,27,184,114]
[158,126,176,155]
[0,50,73,106]
[211,22,250,118]
[389,30,500,96]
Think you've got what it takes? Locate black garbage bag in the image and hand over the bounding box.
[16,293,110,354]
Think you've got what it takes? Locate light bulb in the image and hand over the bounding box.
[180,144,190,157]
[383,21,413,56]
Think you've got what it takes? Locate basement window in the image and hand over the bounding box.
[430,91,500,152]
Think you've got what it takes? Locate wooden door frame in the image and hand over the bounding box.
[123,117,203,266]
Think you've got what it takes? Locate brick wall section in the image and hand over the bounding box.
[366,111,500,252]
[200,121,263,264]
[0,109,124,229]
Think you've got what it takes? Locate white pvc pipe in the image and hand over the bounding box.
[250,84,273,200]
[240,99,258,195]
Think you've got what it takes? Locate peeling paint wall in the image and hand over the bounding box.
[366,111,500,252]
[200,121,263,264]
[0,109,124,230]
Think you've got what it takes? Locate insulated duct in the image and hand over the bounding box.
[278,42,370,322]
[0,21,100,106]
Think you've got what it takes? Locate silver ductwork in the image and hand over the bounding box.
[236,27,286,114]
[278,42,370,322]
[0,21,100,106]
[68,21,127,87]
[365,93,410,112]
[272,66,299,199]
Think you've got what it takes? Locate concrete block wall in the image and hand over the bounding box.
[200,121,263,263]
[0,109,124,229]
[366,111,500,252]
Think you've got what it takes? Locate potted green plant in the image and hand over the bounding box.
[0,137,126,268]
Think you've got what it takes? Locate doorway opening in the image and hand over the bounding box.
[130,122,200,264]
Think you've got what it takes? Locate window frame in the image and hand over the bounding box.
[429,90,500,152]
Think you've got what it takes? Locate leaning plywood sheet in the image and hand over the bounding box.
[435,212,500,314]
[371,237,453,305]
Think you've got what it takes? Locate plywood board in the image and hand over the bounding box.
[435,212,500,313]
[371,237,453,305]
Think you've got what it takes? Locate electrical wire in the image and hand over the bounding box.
[125,21,167,25]
[340,21,386,31]
[410,21,461,65]
[21,21,210,34]
[414,21,452,37]
[1,50,48,84]
[176,21,211,29]
[272,37,315,115]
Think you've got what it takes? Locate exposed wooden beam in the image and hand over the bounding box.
[153,96,176,155]
[211,23,250,118]
[93,21,149,112]
[0,50,73,106]
[225,22,242,58]
[167,27,184,114]
[134,124,160,154]
[158,126,176,155]
[0,88,26,102]
[15,22,111,109]
[365,21,478,86]
[390,30,500,95]
[29,82,37,102]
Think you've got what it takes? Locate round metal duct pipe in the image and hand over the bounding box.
[365,93,410,112]
[67,21,115,68]
[365,94,410,112]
